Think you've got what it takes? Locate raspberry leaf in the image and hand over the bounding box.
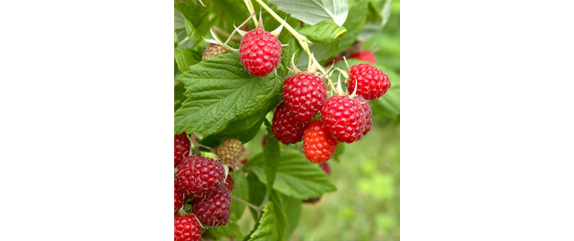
[263,121,281,194]
[299,20,347,44]
[230,170,249,221]
[247,150,337,199]
[281,194,302,237]
[249,192,287,241]
[268,0,349,26]
[206,222,243,239]
[174,48,198,73]
[174,53,283,137]
[338,0,368,51]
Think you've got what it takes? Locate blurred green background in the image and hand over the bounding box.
[396,0,574,241]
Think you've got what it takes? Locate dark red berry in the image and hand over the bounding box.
[174,182,185,213]
[357,96,372,135]
[283,74,327,122]
[302,121,338,163]
[224,175,234,191]
[174,133,191,167]
[192,185,231,227]
[239,29,282,76]
[176,156,225,198]
[320,96,364,143]
[350,50,376,63]
[347,63,390,100]
[174,215,202,241]
[272,102,310,145]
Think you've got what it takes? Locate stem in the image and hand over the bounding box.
[243,0,258,26]
[232,195,262,215]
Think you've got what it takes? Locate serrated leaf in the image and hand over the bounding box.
[174,82,186,110]
[174,48,197,73]
[174,53,283,137]
[249,192,287,241]
[300,20,347,43]
[338,0,368,50]
[199,114,264,147]
[207,222,243,239]
[249,150,337,199]
[269,0,349,26]
[263,122,281,194]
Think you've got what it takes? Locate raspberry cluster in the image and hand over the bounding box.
[174,139,236,240]
[271,63,389,163]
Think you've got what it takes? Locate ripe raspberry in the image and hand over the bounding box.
[347,63,390,100]
[272,102,309,145]
[302,121,338,163]
[174,133,191,167]
[304,163,331,203]
[358,96,372,135]
[176,156,225,198]
[283,74,327,122]
[192,185,231,226]
[320,96,364,143]
[224,175,234,191]
[214,138,243,166]
[239,29,282,76]
[350,50,376,63]
[174,215,202,241]
[202,43,228,61]
[174,182,185,213]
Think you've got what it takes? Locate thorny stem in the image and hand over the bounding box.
[251,0,337,93]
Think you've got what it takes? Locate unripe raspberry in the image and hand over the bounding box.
[303,121,338,163]
[272,102,309,145]
[192,185,231,227]
[174,215,202,241]
[320,96,364,143]
[347,63,390,100]
[239,29,282,76]
[283,74,327,122]
[176,156,225,198]
[214,138,243,166]
[202,43,228,61]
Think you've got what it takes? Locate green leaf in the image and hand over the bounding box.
[332,142,344,162]
[174,8,196,49]
[174,82,186,110]
[199,114,264,147]
[174,0,210,29]
[174,53,283,137]
[249,192,287,241]
[249,150,337,199]
[230,170,248,221]
[359,0,393,40]
[268,0,349,26]
[263,121,281,194]
[184,18,201,42]
[300,20,347,44]
[281,194,302,237]
[247,172,266,220]
[206,222,243,239]
[337,0,368,51]
[174,48,198,73]
[280,37,301,75]
[297,40,339,68]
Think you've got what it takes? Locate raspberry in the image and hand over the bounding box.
[320,96,364,143]
[202,43,228,61]
[192,185,231,226]
[214,138,243,166]
[176,156,225,198]
[283,74,327,122]
[358,96,372,135]
[350,50,376,63]
[303,163,331,203]
[302,121,338,163]
[272,102,309,145]
[174,215,202,241]
[239,29,282,76]
[347,63,390,100]
[224,175,234,191]
[174,182,185,213]
[174,133,191,167]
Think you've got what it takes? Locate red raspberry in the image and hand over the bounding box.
[239,29,282,76]
[174,133,191,167]
[347,63,390,100]
[350,50,376,63]
[214,138,243,166]
[302,121,338,163]
[176,156,225,198]
[192,185,231,226]
[283,74,327,122]
[357,96,372,135]
[202,43,228,61]
[224,175,234,191]
[272,102,310,145]
[303,162,331,203]
[174,215,202,241]
[320,96,364,143]
[174,182,185,213]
